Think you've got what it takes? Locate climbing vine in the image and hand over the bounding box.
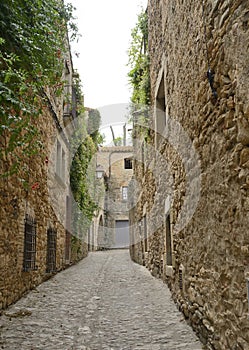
[127,9,151,141]
[127,10,150,106]
[0,0,78,177]
[70,102,103,249]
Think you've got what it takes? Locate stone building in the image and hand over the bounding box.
[0,42,87,310]
[90,146,133,249]
[130,1,249,349]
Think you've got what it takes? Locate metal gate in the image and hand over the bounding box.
[113,220,130,249]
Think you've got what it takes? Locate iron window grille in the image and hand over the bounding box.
[46,227,57,273]
[179,269,183,290]
[165,214,173,266]
[23,214,37,271]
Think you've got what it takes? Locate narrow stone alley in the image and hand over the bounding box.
[0,250,203,350]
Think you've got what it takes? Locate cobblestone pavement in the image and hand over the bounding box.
[0,250,203,350]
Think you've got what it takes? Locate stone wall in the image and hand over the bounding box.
[1,108,62,309]
[0,49,87,310]
[130,1,249,349]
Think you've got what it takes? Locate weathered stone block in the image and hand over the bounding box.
[237,118,249,146]
[131,1,249,348]
[240,147,249,165]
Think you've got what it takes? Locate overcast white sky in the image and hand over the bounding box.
[68,0,148,109]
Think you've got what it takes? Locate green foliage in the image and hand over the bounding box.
[0,0,76,83]
[0,44,43,176]
[127,10,150,106]
[87,108,102,144]
[0,0,78,177]
[113,136,123,146]
[70,111,99,239]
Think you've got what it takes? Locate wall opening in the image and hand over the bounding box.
[114,220,130,249]
[144,215,148,252]
[65,195,71,262]
[155,73,166,149]
[46,227,57,273]
[165,214,172,266]
[23,214,37,271]
[122,186,128,201]
[179,264,185,293]
[56,140,62,176]
[124,158,133,169]
[61,149,66,181]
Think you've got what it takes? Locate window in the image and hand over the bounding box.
[65,196,71,261]
[56,140,66,181]
[122,186,128,201]
[63,84,71,116]
[61,149,65,181]
[23,215,37,271]
[46,227,57,273]
[65,59,70,74]
[165,214,172,266]
[144,215,148,252]
[179,264,185,293]
[124,158,132,169]
[56,140,61,175]
[155,72,167,148]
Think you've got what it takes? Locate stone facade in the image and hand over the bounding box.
[130,1,249,349]
[0,42,87,310]
[94,146,133,249]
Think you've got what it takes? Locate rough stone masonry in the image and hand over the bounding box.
[130,1,249,349]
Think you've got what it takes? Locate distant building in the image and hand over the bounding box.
[90,146,133,250]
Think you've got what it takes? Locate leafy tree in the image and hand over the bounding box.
[113,137,123,146]
[87,108,102,143]
[127,10,150,106]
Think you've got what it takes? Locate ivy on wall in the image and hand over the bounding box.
[0,0,77,177]
[70,100,103,253]
[0,0,103,259]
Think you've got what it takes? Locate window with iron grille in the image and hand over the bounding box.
[46,227,57,273]
[165,214,172,266]
[179,269,183,290]
[23,215,37,271]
